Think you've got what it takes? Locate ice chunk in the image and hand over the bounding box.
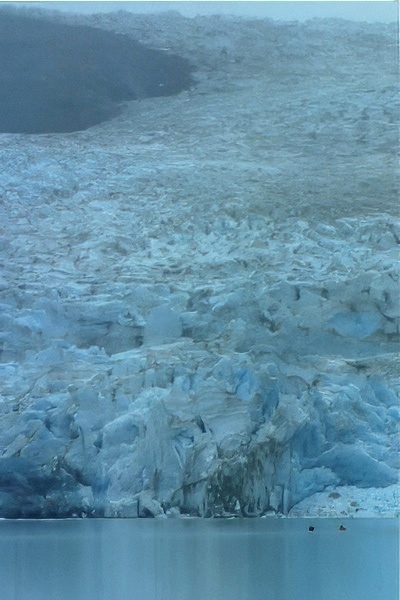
[314,443,398,487]
[144,306,182,345]
[328,311,382,339]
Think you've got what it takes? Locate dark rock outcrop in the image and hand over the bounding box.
[0,10,193,133]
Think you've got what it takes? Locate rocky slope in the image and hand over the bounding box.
[0,8,398,517]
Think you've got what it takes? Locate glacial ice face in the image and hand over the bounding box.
[0,332,398,517]
[0,10,398,517]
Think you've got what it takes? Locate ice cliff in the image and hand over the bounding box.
[0,9,398,517]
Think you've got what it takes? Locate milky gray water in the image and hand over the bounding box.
[0,519,398,600]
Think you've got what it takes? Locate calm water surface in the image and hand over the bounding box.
[0,518,398,600]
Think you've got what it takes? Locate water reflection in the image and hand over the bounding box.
[0,519,398,600]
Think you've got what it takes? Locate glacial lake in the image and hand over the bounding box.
[0,518,398,600]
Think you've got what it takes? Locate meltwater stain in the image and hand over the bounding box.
[0,10,193,134]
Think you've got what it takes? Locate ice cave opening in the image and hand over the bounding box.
[0,11,193,134]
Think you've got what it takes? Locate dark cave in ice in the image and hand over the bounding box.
[0,11,193,134]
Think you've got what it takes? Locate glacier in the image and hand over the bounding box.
[0,7,398,518]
